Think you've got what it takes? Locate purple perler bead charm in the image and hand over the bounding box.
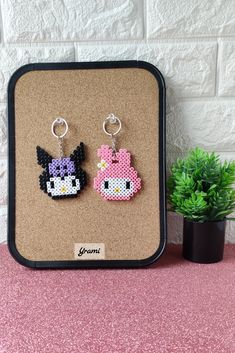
[36,143,86,199]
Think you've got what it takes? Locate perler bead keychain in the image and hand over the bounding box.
[36,117,86,199]
[94,113,141,200]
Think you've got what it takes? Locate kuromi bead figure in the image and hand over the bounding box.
[94,114,141,200]
[36,118,86,199]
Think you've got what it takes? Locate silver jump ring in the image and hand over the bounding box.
[51,117,68,139]
[103,113,122,136]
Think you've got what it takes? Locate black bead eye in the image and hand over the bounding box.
[72,179,76,187]
[104,181,109,189]
[126,181,130,189]
[50,181,54,188]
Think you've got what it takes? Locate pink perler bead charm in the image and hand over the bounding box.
[94,145,141,200]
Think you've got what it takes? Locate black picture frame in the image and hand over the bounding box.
[7,60,167,269]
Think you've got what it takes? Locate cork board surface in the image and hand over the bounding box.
[14,67,160,261]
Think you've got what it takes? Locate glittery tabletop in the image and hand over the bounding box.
[0,245,234,353]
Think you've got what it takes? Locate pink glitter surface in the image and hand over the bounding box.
[0,245,235,353]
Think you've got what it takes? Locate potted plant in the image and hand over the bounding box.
[167,148,235,263]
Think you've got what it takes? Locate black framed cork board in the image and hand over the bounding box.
[7,60,166,268]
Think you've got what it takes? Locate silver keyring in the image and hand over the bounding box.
[103,113,122,136]
[51,117,68,139]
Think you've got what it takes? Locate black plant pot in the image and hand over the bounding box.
[183,219,226,263]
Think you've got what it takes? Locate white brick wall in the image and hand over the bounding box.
[0,0,234,243]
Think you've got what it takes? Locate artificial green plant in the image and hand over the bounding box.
[167,148,235,222]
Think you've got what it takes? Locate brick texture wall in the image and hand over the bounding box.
[0,0,234,243]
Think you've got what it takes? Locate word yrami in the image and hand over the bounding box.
[78,246,101,257]
[74,243,105,260]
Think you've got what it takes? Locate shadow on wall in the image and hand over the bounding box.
[165,86,187,245]
[167,212,184,244]
[165,86,189,177]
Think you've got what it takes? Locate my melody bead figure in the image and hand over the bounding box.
[36,117,86,199]
[94,113,141,200]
